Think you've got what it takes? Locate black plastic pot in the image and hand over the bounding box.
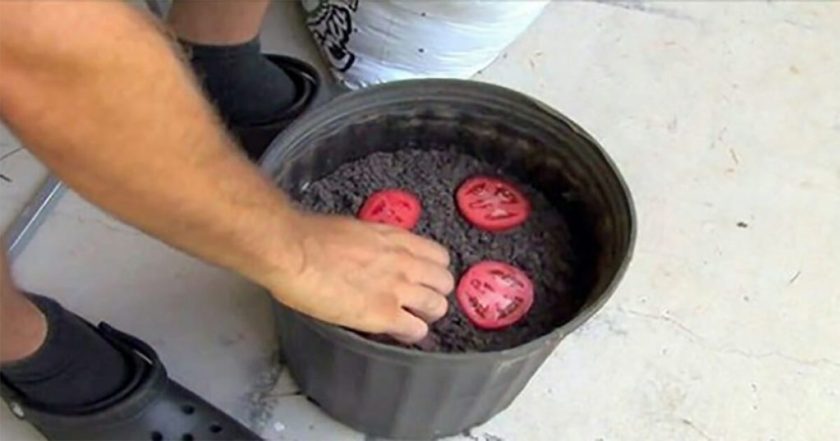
[261,80,635,440]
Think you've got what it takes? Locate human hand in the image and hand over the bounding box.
[266,214,454,343]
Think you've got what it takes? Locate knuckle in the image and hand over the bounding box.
[429,296,448,319]
[428,271,453,294]
[430,243,449,258]
[394,250,417,269]
[391,271,411,287]
[402,319,428,341]
[365,293,401,331]
[445,279,456,293]
[440,270,455,289]
[416,320,430,336]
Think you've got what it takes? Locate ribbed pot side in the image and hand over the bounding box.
[261,79,636,440]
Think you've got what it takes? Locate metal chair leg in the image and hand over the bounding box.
[144,0,167,18]
[3,175,65,261]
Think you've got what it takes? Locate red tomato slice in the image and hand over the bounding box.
[456,261,534,330]
[358,189,422,230]
[456,176,530,232]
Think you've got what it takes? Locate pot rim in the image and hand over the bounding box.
[263,79,637,361]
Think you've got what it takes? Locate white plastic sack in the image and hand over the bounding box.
[301,0,548,89]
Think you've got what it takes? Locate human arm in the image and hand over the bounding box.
[0,1,453,342]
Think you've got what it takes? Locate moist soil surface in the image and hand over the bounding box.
[297,149,587,353]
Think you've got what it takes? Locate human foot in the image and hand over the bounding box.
[184,37,296,127]
[0,297,260,440]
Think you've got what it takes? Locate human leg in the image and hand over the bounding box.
[168,0,270,44]
[0,252,46,364]
[167,0,296,127]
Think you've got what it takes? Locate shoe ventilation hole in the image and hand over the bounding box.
[150,431,163,441]
[181,404,195,415]
[209,424,223,434]
[181,434,194,441]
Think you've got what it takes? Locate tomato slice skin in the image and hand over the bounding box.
[456,176,530,232]
[358,189,422,230]
[456,261,535,330]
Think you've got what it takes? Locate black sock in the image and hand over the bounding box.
[183,36,296,126]
[0,295,133,408]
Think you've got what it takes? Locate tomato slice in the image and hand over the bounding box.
[358,189,422,230]
[456,176,530,232]
[456,261,534,330]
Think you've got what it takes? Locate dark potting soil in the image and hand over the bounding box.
[297,149,588,353]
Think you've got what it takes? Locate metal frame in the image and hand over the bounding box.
[3,176,65,260]
[144,0,166,18]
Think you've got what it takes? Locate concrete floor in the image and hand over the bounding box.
[2,1,839,440]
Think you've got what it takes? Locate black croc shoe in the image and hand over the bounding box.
[231,54,320,161]
[1,323,261,441]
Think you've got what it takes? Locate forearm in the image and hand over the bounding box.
[0,2,301,285]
